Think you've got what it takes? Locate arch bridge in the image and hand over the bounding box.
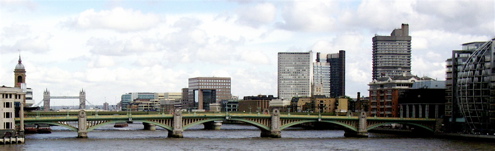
[16,109,440,138]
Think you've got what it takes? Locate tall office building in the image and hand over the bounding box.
[372,23,411,80]
[313,53,331,97]
[328,50,346,98]
[188,77,231,110]
[278,51,312,100]
[314,50,346,98]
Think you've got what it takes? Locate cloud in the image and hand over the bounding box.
[87,36,160,56]
[64,7,162,32]
[276,1,339,32]
[236,2,277,28]
[0,34,51,53]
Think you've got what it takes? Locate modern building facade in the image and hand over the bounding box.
[368,75,435,117]
[313,53,331,97]
[454,38,495,133]
[372,24,411,80]
[120,92,180,111]
[445,41,485,131]
[278,51,313,100]
[313,51,346,98]
[188,77,231,110]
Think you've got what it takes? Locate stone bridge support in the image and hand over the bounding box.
[77,110,88,138]
[344,111,368,137]
[143,123,156,131]
[168,109,183,138]
[204,121,222,130]
[261,109,281,138]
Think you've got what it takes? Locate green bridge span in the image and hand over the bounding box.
[16,109,440,138]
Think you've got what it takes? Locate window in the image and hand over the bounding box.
[4,122,12,129]
[4,102,12,108]
[4,112,11,118]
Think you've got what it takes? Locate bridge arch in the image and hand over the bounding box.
[279,120,358,132]
[86,120,174,132]
[367,122,434,132]
[182,118,225,130]
[24,121,78,131]
[181,118,271,131]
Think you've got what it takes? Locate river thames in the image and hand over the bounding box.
[2,123,495,151]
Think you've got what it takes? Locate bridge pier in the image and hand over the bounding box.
[261,109,281,138]
[169,109,183,138]
[344,111,368,137]
[77,110,88,138]
[204,121,222,130]
[143,123,156,131]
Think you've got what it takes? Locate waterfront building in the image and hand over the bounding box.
[0,86,25,130]
[368,74,435,117]
[291,96,348,114]
[237,95,276,113]
[398,81,446,118]
[159,92,182,112]
[120,92,180,111]
[444,41,486,131]
[220,99,239,112]
[372,23,411,80]
[187,77,232,110]
[278,51,313,100]
[452,38,495,133]
[268,99,291,112]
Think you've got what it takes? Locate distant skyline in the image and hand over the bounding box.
[0,0,493,106]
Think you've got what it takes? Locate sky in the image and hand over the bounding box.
[0,0,494,107]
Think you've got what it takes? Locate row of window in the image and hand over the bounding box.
[1,93,22,99]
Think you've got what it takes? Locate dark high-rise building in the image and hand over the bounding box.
[328,50,345,97]
[372,23,411,80]
[314,50,345,98]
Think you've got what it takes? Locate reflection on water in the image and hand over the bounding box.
[2,122,494,151]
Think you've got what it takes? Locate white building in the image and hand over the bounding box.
[0,86,25,130]
[278,51,313,100]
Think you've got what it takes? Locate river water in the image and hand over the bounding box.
[2,122,495,151]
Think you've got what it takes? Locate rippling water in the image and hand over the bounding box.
[2,122,495,151]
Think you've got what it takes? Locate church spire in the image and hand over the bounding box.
[18,54,22,64]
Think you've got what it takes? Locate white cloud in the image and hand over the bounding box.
[64,7,162,32]
[276,0,339,32]
[1,34,51,53]
[236,2,277,28]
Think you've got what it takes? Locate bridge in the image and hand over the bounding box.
[16,109,440,138]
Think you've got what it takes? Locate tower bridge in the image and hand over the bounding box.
[16,109,440,138]
[42,89,87,111]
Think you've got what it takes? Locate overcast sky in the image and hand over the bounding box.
[0,0,493,107]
